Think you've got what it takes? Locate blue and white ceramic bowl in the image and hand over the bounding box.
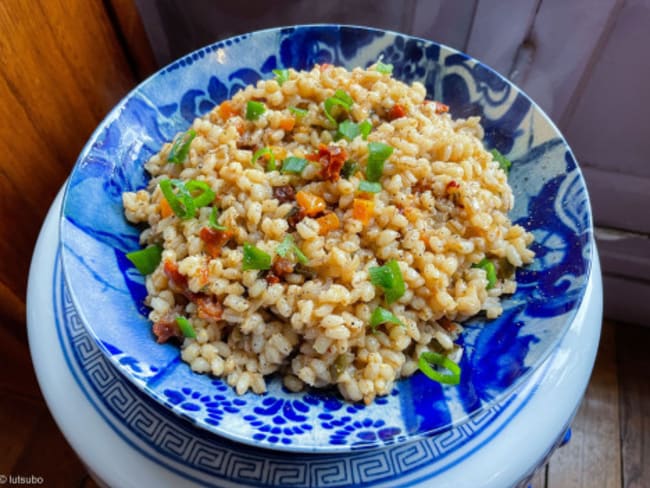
[59,25,593,453]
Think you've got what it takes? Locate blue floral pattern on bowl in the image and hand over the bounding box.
[59,25,592,453]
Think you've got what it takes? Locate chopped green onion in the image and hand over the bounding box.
[418,351,461,385]
[473,258,497,289]
[208,207,228,231]
[323,89,354,125]
[366,142,394,182]
[159,179,191,218]
[167,129,196,164]
[358,181,382,193]
[369,307,402,332]
[246,100,266,120]
[184,180,215,208]
[272,68,290,85]
[252,147,276,170]
[340,160,358,179]
[375,61,394,75]
[242,242,272,271]
[289,107,308,118]
[126,245,162,275]
[359,120,372,139]
[490,148,512,174]
[369,259,405,304]
[335,120,360,141]
[159,179,214,220]
[276,235,309,264]
[175,316,196,339]
[281,156,308,175]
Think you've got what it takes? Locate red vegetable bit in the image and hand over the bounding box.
[445,180,460,192]
[200,227,234,258]
[273,184,296,204]
[272,256,294,278]
[319,63,332,71]
[152,319,183,344]
[388,103,407,120]
[265,272,281,284]
[309,144,347,182]
[194,294,223,321]
[164,260,188,291]
[434,101,449,114]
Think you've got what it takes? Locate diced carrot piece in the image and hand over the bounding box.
[160,197,173,218]
[295,191,326,216]
[218,100,239,120]
[319,63,332,71]
[388,103,407,120]
[352,198,374,225]
[316,212,340,235]
[279,117,295,132]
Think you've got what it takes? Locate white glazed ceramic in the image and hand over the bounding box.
[28,189,602,488]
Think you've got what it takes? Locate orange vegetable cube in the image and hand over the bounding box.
[279,117,296,132]
[352,198,374,225]
[316,212,340,235]
[218,100,239,120]
[160,197,173,218]
[295,191,326,216]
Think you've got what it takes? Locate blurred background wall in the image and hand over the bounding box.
[135,0,650,325]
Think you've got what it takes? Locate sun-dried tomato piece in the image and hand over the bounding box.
[309,144,348,182]
[194,294,223,321]
[273,184,296,204]
[200,227,233,258]
[388,103,407,120]
[164,260,188,291]
[272,256,294,278]
[152,319,183,344]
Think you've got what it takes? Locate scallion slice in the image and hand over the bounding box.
[167,129,196,164]
[369,307,402,332]
[335,120,360,141]
[340,160,358,179]
[418,351,461,385]
[246,100,266,121]
[185,180,215,208]
[324,89,354,125]
[473,258,497,289]
[490,148,512,174]
[208,207,228,231]
[175,316,197,339]
[252,147,276,170]
[276,235,308,264]
[272,68,290,85]
[159,179,214,220]
[281,156,308,175]
[375,62,394,75]
[126,245,162,275]
[359,120,372,139]
[289,107,308,118]
[358,181,382,193]
[366,142,394,182]
[242,242,272,271]
[368,259,405,304]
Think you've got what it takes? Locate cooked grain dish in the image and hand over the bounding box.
[122,64,534,404]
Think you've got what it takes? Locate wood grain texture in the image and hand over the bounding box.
[547,321,621,488]
[107,0,157,79]
[0,0,137,315]
[618,323,650,488]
